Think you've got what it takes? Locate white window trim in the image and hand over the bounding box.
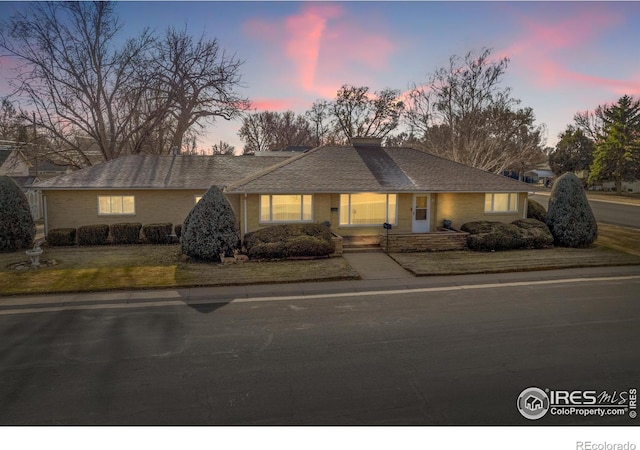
[97,195,136,216]
[484,192,519,214]
[339,193,398,227]
[195,194,203,204]
[259,194,314,223]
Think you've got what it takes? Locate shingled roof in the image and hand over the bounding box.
[34,154,292,190]
[225,144,533,194]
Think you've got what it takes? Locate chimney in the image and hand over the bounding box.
[350,137,382,148]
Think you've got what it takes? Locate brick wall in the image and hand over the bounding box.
[380,231,469,252]
[44,189,208,232]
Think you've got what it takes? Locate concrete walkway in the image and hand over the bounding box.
[342,252,413,280]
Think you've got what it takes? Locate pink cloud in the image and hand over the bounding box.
[499,7,637,94]
[244,4,396,101]
[250,98,306,112]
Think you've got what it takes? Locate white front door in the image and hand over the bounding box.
[412,194,430,233]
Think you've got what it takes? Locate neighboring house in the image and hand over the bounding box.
[0,148,31,176]
[30,159,73,180]
[36,138,534,251]
[225,138,532,244]
[523,168,555,187]
[34,153,292,234]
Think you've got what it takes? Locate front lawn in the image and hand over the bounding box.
[391,246,640,276]
[0,245,359,296]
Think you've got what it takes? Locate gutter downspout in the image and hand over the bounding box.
[244,193,248,237]
[43,194,48,237]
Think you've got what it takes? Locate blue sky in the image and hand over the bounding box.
[1,1,639,152]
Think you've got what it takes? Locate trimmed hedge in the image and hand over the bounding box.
[110,222,142,245]
[527,199,547,223]
[245,223,335,259]
[174,224,182,239]
[511,218,554,249]
[143,223,173,244]
[77,224,109,246]
[462,219,553,251]
[285,235,334,257]
[48,228,77,246]
[247,242,287,260]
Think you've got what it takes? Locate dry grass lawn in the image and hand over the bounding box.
[0,245,359,296]
[391,224,640,276]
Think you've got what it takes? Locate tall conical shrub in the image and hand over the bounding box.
[0,176,35,252]
[181,185,240,261]
[546,172,598,247]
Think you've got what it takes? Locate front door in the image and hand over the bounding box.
[412,194,430,233]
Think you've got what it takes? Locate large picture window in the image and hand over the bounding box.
[260,194,313,222]
[339,193,397,226]
[484,193,518,213]
[98,195,135,215]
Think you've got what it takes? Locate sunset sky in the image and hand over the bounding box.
[1,1,639,152]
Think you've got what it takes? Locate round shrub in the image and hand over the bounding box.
[247,242,287,260]
[465,222,524,251]
[142,223,173,244]
[462,219,553,251]
[527,199,547,223]
[47,228,76,246]
[285,235,334,257]
[511,219,554,249]
[110,223,142,245]
[77,224,109,246]
[546,172,598,247]
[181,185,240,262]
[0,176,35,252]
[245,223,335,259]
[460,221,498,235]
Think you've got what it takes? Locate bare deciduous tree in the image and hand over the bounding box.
[331,85,404,141]
[404,48,545,174]
[211,140,235,155]
[0,2,159,167]
[238,111,313,153]
[0,2,250,166]
[305,100,333,147]
[153,27,250,152]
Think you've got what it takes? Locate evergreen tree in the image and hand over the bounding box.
[0,176,35,252]
[181,185,239,261]
[548,126,594,176]
[546,172,598,247]
[585,95,640,193]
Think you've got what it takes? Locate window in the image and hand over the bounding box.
[260,194,313,222]
[340,193,397,226]
[484,193,518,213]
[98,195,135,215]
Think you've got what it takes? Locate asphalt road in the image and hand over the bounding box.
[1,272,639,425]
[530,194,640,229]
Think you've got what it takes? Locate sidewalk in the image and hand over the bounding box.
[3,265,640,313]
[342,253,413,280]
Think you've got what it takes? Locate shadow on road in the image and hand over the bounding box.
[187,301,229,314]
